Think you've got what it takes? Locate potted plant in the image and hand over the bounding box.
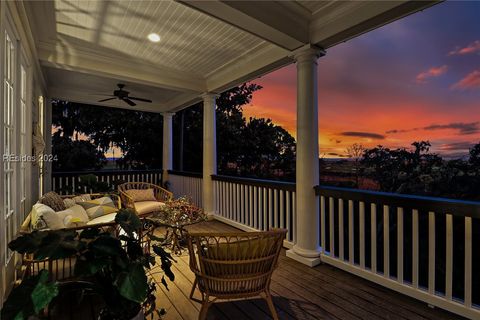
[1,209,175,320]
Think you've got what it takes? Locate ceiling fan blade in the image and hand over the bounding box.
[123,98,136,106]
[98,97,117,102]
[129,97,152,103]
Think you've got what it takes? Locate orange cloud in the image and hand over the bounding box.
[451,69,480,90]
[448,40,480,56]
[415,65,448,83]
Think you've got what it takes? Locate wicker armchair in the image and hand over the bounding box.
[118,182,173,216]
[186,229,287,320]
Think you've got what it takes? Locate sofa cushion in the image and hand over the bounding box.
[126,189,156,202]
[77,196,117,219]
[39,191,66,211]
[63,198,76,208]
[41,204,90,230]
[86,212,117,226]
[31,203,55,230]
[134,201,165,215]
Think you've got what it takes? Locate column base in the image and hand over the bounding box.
[286,249,321,267]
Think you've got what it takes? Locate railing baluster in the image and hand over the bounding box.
[384,205,390,277]
[320,196,326,253]
[359,201,365,269]
[264,188,268,232]
[268,188,273,230]
[428,211,435,295]
[445,213,453,300]
[274,189,279,228]
[464,216,472,308]
[348,200,354,264]
[412,209,419,288]
[285,191,290,239]
[338,198,344,260]
[280,190,285,229]
[249,186,253,227]
[253,186,258,229]
[292,191,296,243]
[371,203,377,273]
[329,197,335,256]
[397,207,404,283]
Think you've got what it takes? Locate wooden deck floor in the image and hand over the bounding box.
[152,220,465,320]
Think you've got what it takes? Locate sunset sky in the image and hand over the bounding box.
[244,1,480,159]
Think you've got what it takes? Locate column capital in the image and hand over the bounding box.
[161,112,175,118]
[201,92,220,100]
[292,44,325,63]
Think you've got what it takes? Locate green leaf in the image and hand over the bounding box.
[31,271,59,313]
[79,227,101,239]
[115,209,142,236]
[1,270,59,320]
[115,263,148,303]
[32,230,82,260]
[89,236,124,257]
[8,231,49,254]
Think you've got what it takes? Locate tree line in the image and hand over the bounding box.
[52,83,296,181]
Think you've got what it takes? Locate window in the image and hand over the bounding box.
[3,28,16,264]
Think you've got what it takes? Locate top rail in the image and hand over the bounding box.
[212,174,296,191]
[316,185,480,219]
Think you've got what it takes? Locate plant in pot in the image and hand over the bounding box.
[1,209,175,320]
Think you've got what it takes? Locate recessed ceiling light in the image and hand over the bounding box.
[147,33,160,43]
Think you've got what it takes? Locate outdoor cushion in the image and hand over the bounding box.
[72,194,92,203]
[39,191,66,212]
[86,212,117,226]
[134,201,165,215]
[77,196,117,219]
[126,188,156,202]
[63,198,76,208]
[30,203,55,230]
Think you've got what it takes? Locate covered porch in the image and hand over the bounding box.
[2,0,478,319]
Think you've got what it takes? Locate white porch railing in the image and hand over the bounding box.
[316,185,479,320]
[167,171,203,208]
[52,170,163,195]
[212,175,296,246]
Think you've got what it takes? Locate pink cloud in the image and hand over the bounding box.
[448,40,480,56]
[451,69,480,90]
[415,65,448,84]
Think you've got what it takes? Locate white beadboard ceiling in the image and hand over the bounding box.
[53,0,264,77]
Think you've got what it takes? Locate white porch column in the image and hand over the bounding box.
[202,93,218,215]
[286,45,325,267]
[43,99,52,193]
[162,112,174,185]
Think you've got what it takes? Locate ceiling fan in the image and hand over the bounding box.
[97,83,152,106]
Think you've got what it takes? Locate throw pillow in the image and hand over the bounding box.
[77,196,117,220]
[42,208,72,230]
[125,189,156,202]
[39,191,66,211]
[72,194,92,203]
[63,198,76,208]
[31,203,55,230]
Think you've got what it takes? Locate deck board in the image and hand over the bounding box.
[151,220,466,320]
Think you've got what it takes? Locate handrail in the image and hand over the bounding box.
[316,185,480,219]
[168,170,203,178]
[212,175,295,191]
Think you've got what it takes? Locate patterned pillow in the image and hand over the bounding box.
[72,194,92,203]
[63,198,76,208]
[39,191,66,211]
[77,196,117,220]
[125,189,156,202]
[31,203,54,230]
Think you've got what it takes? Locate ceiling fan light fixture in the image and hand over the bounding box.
[147,33,161,43]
